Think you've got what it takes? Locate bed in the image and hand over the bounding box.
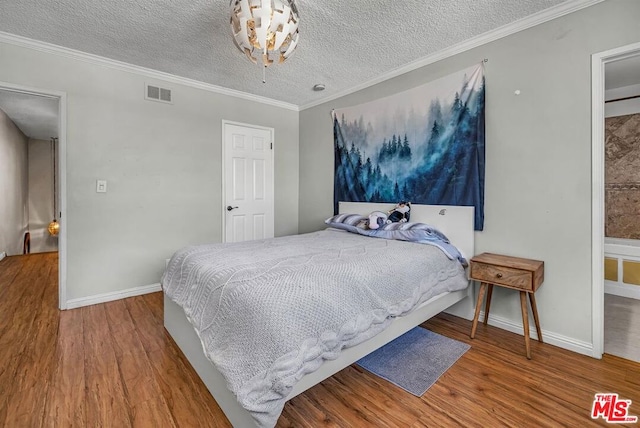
[163,202,475,427]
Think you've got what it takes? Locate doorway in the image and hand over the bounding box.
[222,121,275,243]
[0,81,67,309]
[591,42,640,359]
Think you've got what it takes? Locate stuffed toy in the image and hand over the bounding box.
[387,201,411,223]
[367,211,388,229]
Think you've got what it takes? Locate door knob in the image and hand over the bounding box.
[227,205,239,211]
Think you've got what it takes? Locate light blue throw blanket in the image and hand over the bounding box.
[325,214,468,266]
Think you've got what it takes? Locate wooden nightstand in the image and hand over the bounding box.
[469,253,544,359]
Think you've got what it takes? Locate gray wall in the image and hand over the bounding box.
[28,138,58,253]
[0,108,28,256]
[0,42,299,302]
[299,0,640,346]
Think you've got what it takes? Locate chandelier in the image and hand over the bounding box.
[230,0,299,76]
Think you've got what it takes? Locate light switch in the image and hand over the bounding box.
[96,180,107,193]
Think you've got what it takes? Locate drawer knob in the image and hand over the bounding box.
[496,273,503,278]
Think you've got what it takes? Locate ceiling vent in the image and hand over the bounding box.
[145,84,172,104]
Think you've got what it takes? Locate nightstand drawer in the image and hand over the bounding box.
[470,263,533,291]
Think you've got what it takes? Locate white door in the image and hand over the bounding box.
[223,121,274,243]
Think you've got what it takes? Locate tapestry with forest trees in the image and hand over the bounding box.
[333,63,485,230]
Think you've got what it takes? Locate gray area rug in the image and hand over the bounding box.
[356,326,470,396]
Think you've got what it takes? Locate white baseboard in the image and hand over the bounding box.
[65,283,161,309]
[479,311,594,357]
[0,251,6,262]
[605,282,640,300]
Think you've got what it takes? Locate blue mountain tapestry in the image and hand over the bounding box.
[333,63,485,230]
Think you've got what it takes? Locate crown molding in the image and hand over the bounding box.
[300,0,605,111]
[0,0,604,112]
[0,31,299,112]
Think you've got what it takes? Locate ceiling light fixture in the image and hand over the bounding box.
[230,0,300,83]
[313,84,325,91]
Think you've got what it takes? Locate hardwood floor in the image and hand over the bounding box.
[1,253,639,427]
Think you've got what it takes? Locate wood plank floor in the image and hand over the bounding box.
[1,253,639,427]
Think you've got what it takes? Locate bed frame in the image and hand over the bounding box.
[164,203,475,426]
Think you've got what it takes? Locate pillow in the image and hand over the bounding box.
[325,216,448,243]
[324,213,367,231]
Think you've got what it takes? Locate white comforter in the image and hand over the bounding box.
[162,229,468,427]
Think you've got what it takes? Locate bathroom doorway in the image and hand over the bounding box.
[592,42,640,361]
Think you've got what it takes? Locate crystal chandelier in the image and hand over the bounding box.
[230,0,299,76]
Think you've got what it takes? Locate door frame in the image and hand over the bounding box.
[0,81,68,310]
[591,41,640,358]
[221,120,275,243]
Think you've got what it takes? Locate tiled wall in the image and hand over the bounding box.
[605,256,640,286]
[605,113,640,239]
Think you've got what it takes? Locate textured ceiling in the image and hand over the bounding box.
[0,0,578,107]
[0,90,59,140]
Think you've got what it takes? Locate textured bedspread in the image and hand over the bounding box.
[162,229,468,427]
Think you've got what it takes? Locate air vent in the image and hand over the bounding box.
[145,84,172,104]
[159,88,171,102]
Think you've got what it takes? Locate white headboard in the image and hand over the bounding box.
[338,202,475,261]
